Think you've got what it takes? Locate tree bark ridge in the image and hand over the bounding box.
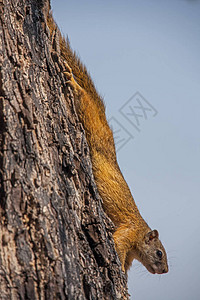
[0,0,129,299]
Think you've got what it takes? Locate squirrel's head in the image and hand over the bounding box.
[136,229,168,274]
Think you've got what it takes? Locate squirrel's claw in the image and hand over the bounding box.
[64,71,73,81]
[63,61,72,74]
[65,79,76,91]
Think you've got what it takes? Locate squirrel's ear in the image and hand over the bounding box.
[145,230,159,244]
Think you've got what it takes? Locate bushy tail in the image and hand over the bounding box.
[47,12,105,112]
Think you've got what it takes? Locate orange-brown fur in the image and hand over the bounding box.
[47,12,168,274]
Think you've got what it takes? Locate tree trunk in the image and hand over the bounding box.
[0,0,128,299]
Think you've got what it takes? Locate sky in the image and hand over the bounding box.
[51,1,200,299]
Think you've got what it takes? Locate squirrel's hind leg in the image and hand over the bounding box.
[63,61,83,95]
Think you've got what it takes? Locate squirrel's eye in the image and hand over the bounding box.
[156,250,163,258]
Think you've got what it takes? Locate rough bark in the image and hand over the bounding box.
[0,0,128,299]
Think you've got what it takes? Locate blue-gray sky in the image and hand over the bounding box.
[51,1,200,299]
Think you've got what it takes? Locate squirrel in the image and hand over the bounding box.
[47,12,168,275]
